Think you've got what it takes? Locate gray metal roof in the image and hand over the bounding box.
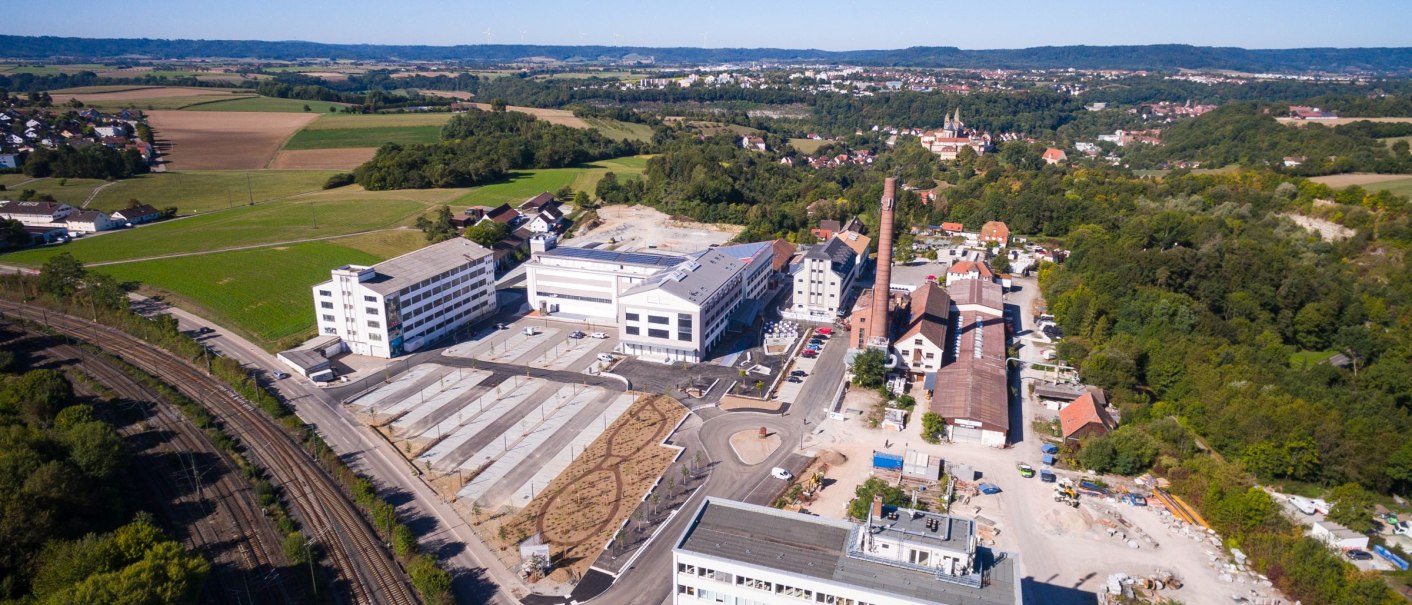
[622,249,743,306]
[804,236,858,265]
[676,499,1019,605]
[359,238,492,295]
[541,245,686,267]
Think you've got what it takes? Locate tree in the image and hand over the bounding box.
[1326,483,1375,533]
[851,348,887,388]
[0,369,74,428]
[921,412,945,444]
[302,104,311,112]
[490,98,507,112]
[464,220,509,247]
[415,205,458,243]
[0,218,28,251]
[38,253,87,298]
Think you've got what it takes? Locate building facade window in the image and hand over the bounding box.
[322,314,334,322]
[364,295,376,302]
[626,326,640,335]
[368,321,380,328]
[320,301,334,309]
[318,290,331,297]
[648,328,669,339]
[648,315,669,325]
[366,307,379,315]
[626,312,640,321]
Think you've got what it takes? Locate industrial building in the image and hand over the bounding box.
[929,278,1009,446]
[312,238,496,358]
[525,240,780,362]
[673,497,1020,605]
[790,236,863,321]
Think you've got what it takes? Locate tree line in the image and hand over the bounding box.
[353,107,638,190]
[22,145,149,180]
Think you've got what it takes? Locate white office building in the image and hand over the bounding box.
[790,236,862,319]
[312,238,496,358]
[526,246,687,321]
[618,249,746,363]
[673,498,1021,605]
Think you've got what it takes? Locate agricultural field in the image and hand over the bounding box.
[302,113,455,130]
[0,174,36,187]
[451,156,650,208]
[1365,176,1412,198]
[1278,117,1412,127]
[583,118,654,142]
[101,240,382,349]
[267,148,378,170]
[1381,135,1412,148]
[48,86,257,109]
[789,137,829,154]
[327,229,427,259]
[0,63,109,75]
[283,125,443,149]
[2,177,109,206]
[0,193,431,267]
[146,110,319,169]
[87,170,337,214]
[183,96,349,113]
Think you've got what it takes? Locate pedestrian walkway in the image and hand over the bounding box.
[505,392,638,508]
[456,384,609,504]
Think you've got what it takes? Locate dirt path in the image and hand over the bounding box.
[80,180,118,209]
[86,226,410,267]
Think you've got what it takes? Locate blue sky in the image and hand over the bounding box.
[7,0,1410,50]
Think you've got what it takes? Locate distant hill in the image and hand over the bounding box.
[4,35,1412,73]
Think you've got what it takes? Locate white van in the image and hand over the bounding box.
[522,327,537,336]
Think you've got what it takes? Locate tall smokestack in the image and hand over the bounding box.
[862,178,897,349]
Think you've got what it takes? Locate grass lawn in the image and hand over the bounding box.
[303,113,454,130]
[3,177,109,206]
[330,229,428,258]
[89,170,338,214]
[283,125,442,149]
[450,156,651,208]
[789,138,829,154]
[583,118,654,142]
[0,195,430,267]
[1381,136,1412,149]
[1364,176,1412,198]
[1290,350,1337,368]
[1,174,39,187]
[102,240,382,350]
[182,96,350,113]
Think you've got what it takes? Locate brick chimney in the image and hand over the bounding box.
[861,178,897,349]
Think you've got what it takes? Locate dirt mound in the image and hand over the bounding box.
[817,450,848,465]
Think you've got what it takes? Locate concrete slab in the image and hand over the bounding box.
[348,364,443,411]
[456,384,610,504]
[368,368,492,422]
[530,336,614,371]
[479,327,563,363]
[504,392,638,508]
[417,377,553,469]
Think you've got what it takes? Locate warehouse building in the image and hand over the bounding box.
[673,498,1020,605]
[312,238,496,358]
[929,278,1009,446]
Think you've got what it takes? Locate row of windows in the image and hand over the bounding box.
[539,290,611,304]
[396,263,482,299]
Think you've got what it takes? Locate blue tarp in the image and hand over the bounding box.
[1374,545,1410,570]
[872,451,904,470]
[1041,443,1059,454]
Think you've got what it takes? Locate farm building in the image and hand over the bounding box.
[1059,392,1114,442]
[111,203,162,225]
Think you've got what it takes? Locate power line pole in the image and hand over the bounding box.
[245,172,254,205]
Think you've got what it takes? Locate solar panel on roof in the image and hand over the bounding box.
[548,246,684,266]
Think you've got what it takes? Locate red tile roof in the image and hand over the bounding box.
[1060,392,1114,440]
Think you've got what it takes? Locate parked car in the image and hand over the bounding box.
[1346,550,1374,561]
[568,331,586,339]
[522,327,537,336]
[801,351,819,358]
[790,370,807,377]
[978,483,1002,495]
[1016,463,1035,478]
[787,377,803,383]
[590,332,608,339]
[196,326,213,335]
[771,467,794,481]
[1039,469,1057,483]
[817,328,832,335]
[271,370,290,380]
[596,353,616,363]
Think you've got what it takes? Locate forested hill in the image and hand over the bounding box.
[5,35,1412,72]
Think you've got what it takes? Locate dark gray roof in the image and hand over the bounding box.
[541,246,686,267]
[676,499,1019,605]
[622,249,743,306]
[0,200,70,217]
[359,238,492,295]
[804,236,857,265]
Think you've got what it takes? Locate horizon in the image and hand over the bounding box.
[7,0,1411,52]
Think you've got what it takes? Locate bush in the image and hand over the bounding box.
[323,173,355,189]
[921,412,946,444]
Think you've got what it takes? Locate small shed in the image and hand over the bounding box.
[277,348,331,378]
[902,449,943,482]
[1311,520,1368,551]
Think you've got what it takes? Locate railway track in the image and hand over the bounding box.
[35,336,297,604]
[1,303,418,605]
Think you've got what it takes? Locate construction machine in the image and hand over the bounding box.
[1054,478,1079,507]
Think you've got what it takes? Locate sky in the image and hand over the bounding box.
[7,0,1411,51]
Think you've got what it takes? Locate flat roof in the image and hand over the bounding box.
[541,245,686,267]
[676,498,1018,605]
[358,237,492,295]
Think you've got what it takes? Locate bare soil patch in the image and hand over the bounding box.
[268,148,376,170]
[1308,173,1412,187]
[1278,117,1412,127]
[59,86,249,103]
[420,90,474,100]
[469,103,589,128]
[564,204,742,253]
[147,110,319,170]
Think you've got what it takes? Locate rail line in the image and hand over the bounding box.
[1,303,418,605]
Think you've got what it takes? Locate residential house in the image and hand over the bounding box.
[979,221,1009,245]
[1059,391,1114,442]
[111,203,162,225]
[518,192,557,213]
[1283,156,1305,167]
[945,260,995,286]
[895,282,951,379]
[1041,148,1067,165]
[941,222,965,235]
[525,203,566,234]
[62,210,120,234]
[477,203,522,227]
[741,135,767,151]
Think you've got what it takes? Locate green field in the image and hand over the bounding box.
[87,170,338,214]
[183,96,349,113]
[451,156,651,208]
[302,113,454,130]
[583,118,654,142]
[3,178,109,206]
[1290,350,1337,368]
[1,64,108,75]
[1364,176,1412,198]
[283,125,443,149]
[102,241,382,349]
[1381,136,1412,149]
[0,195,430,267]
[789,138,829,154]
[0,174,39,187]
[78,93,258,110]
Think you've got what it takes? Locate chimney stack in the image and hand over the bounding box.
[861,178,897,349]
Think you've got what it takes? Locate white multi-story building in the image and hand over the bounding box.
[790,236,862,319]
[312,238,496,358]
[673,498,1021,605]
[526,246,687,321]
[618,249,746,363]
[895,282,951,379]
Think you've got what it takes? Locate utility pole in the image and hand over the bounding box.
[311,201,318,229]
[245,172,254,205]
